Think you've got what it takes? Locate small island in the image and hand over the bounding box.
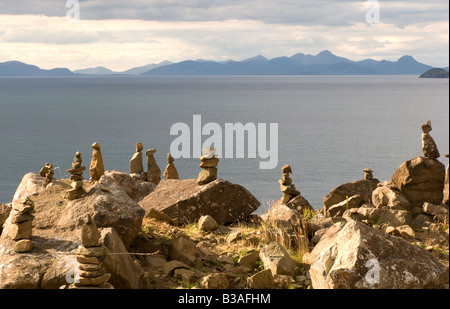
[420,68,449,78]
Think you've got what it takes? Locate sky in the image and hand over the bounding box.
[0,0,448,71]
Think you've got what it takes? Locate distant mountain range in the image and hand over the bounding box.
[1,51,448,77]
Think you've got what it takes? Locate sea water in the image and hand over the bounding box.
[0,75,448,212]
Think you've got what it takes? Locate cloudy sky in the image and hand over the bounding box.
[0,0,448,71]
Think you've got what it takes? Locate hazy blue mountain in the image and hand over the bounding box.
[143,51,435,76]
[0,61,73,76]
[73,66,114,75]
[120,61,173,74]
[420,68,449,78]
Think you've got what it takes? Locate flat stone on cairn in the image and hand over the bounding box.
[197,148,219,185]
[89,142,105,182]
[68,215,113,289]
[362,168,374,180]
[164,153,179,180]
[129,142,144,175]
[422,120,440,159]
[279,164,301,204]
[66,151,87,200]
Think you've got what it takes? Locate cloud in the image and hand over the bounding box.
[0,0,448,27]
[0,1,448,70]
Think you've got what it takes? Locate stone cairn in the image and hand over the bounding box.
[89,142,105,183]
[145,148,161,185]
[39,162,53,177]
[422,120,440,159]
[1,197,35,253]
[279,164,301,204]
[43,168,55,188]
[66,152,87,200]
[163,153,179,179]
[197,147,219,185]
[362,168,374,180]
[69,215,113,289]
[129,142,144,176]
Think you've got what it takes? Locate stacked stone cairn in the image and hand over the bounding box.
[163,153,179,179]
[66,152,86,200]
[422,120,440,159]
[89,142,105,182]
[145,148,161,185]
[39,162,53,177]
[69,215,113,289]
[129,142,144,177]
[362,168,374,180]
[279,164,301,204]
[197,147,219,185]
[43,168,55,188]
[0,197,35,253]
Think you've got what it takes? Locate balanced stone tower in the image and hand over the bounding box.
[163,153,179,180]
[66,152,87,200]
[362,168,374,180]
[421,120,440,159]
[0,197,35,253]
[68,215,113,289]
[197,147,219,185]
[40,163,53,177]
[43,169,55,187]
[279,164,301,204]
[89,142,105,182]
[145,148,161,185]
[129,142,144,175]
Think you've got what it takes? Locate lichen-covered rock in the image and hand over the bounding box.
[309,220,448,289]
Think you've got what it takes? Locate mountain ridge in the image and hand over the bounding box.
[1,51,447,76]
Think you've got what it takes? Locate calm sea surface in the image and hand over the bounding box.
[0,76,448,212]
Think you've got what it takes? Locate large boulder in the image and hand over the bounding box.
[0,172,149,289]
[309,220,448,289]
[103,171,156,202]
[259,242,298,277]
[326,194,363,217]
[57,174,145,247]
[390,156,445,207]
[0,204,11,232]
[323,179,379,211]
[356,206,412,227]
[371,184,411,210]
[138,179,260,225]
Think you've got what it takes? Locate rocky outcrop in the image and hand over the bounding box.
[371,183,411,210]
[59,175,146,247]
[323,179,379,212]
[103,171,155,202]
[138,179,260,225]
[326,194,363,217]
[259,242,298,277]
[309,220,448,289]
[390,156,445,206]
